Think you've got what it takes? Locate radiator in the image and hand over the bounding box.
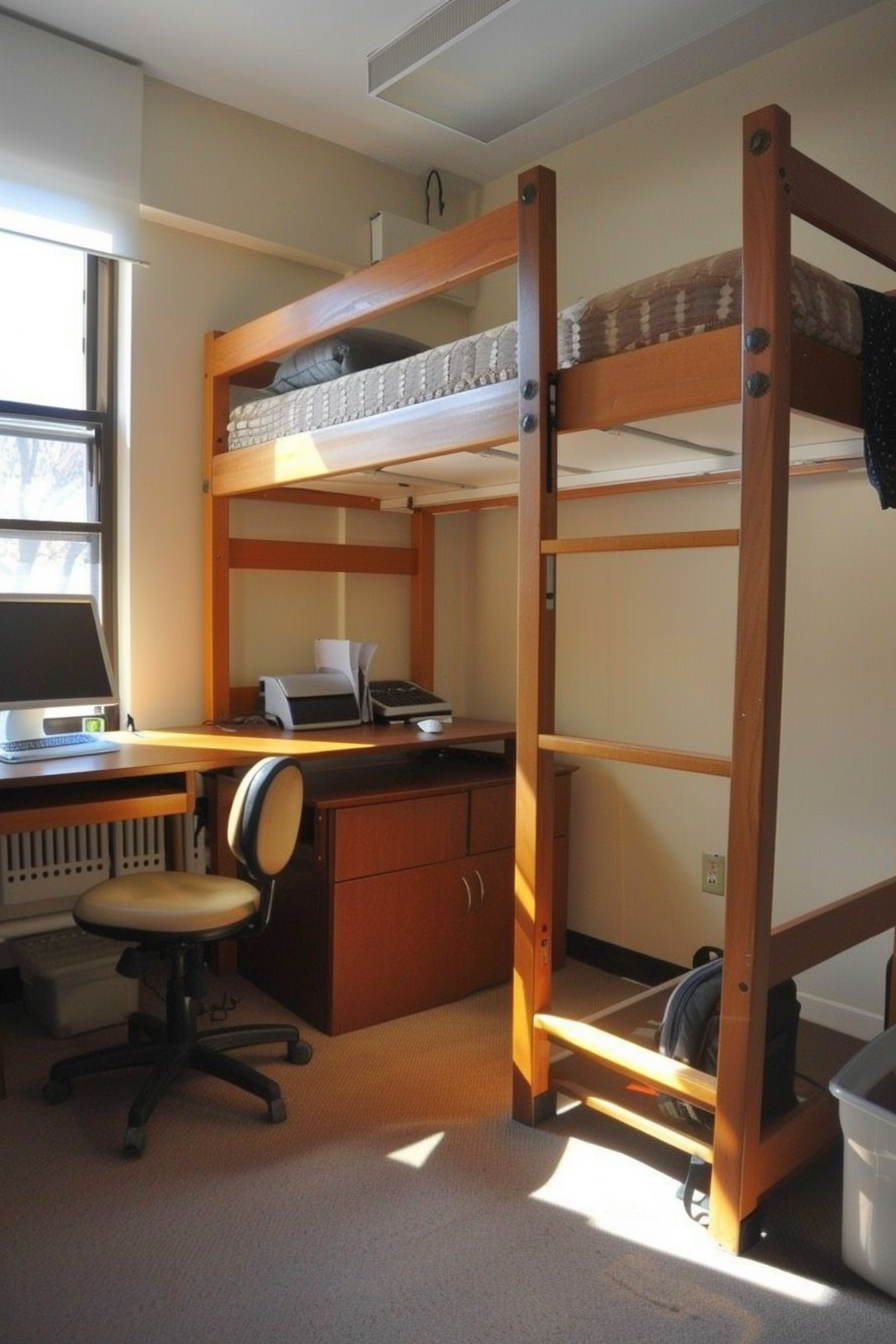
[0,824,110,912]
[110,812,207,876]
[0,811,206,925]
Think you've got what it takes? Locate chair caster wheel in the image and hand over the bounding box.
[269,1097,287,1124]
[288,1039,313,1065]
[42,1077,72,1104]
[123,1126,146,1158]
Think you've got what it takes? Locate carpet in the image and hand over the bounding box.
[0,959,893,1343]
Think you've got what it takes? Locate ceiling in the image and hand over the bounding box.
[1,0,882,184]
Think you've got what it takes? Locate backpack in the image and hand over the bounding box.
[655,947,800,1130]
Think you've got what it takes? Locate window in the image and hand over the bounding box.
[0,231,118,724]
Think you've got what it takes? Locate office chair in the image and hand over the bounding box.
[42,756,312,1157]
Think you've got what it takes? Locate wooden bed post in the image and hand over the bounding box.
[709,105,794,1252]
[202,331,233,722]
[409,509,436,689]
[513,164,559,1124]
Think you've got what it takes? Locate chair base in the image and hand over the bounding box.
[42,946,312,1156]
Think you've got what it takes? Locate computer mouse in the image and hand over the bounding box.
[416,718,444,734]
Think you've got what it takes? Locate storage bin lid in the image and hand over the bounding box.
[830,1021,896,1116]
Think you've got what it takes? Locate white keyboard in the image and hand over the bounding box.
[0,731,119,763]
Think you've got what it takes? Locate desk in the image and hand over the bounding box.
[0,736,250,838]
[0,721,519,1084]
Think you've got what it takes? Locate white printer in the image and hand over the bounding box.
[259,673,360,730]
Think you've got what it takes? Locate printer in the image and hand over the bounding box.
[259,673,360,730]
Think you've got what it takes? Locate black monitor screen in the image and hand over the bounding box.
[0,594,117,710]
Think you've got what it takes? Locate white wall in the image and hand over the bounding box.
[449,0,896,1037]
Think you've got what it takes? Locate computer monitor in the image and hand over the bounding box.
[0,593,118,748]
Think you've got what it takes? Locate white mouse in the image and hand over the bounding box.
[416,718,444,734]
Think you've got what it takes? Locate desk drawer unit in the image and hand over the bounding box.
[240,758,571,1034]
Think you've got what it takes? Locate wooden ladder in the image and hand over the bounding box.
[511,105,896,1254]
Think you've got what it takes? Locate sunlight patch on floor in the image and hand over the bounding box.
[388,1131,446,1169]
[528,1135,838,1307]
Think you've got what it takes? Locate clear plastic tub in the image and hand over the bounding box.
[14,927,136,1038]
[830,1022,896,1297]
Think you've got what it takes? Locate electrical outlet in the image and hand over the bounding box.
[701,852,726,896]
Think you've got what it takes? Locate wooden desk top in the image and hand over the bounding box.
[0,719,515,792]
[0,735,255,792]
[138,717,515,762]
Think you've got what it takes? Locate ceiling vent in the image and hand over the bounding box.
[368,0,543,142]
[368,0,851,145]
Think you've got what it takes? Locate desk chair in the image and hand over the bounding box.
[43,756,312,1156]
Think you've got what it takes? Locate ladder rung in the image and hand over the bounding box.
[550,1071,715,1164]
[538,734,732,777]
[542,529,739,555]
[536,1012,718,1110]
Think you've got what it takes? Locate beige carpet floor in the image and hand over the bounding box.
[0,958,893,1343]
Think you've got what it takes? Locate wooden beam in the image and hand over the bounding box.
[228,538,416,575]
[210,202,520,378]
[210,383,518,496]
[539,734,732,777]
[543,529,738,555]
[769,876,896,983]
[513,164,559,1125]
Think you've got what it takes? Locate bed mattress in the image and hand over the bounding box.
[226,250,862,452]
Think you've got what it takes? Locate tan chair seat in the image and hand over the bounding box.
[77,872,260,935]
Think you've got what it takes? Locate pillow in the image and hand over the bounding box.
[268,327,429,393]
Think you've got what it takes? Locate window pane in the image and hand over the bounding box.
[0,426,99,523]
[0,527,100,599]
[0,233,86,409]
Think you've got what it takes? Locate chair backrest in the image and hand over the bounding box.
[227,756,304,886]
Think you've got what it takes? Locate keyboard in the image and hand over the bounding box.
[0,731,119,763]
[368,679,452,722]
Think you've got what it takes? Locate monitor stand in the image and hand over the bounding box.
[0,707,47,747]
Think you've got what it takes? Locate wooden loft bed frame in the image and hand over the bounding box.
[517,103,896,1254]
[202,196,527,721]
[202,104,896,1253]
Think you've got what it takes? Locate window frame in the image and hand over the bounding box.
[0,252,119,722]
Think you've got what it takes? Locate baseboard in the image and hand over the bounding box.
[567,933,884,1044]
[566,931,685,987]
[798,992,882,1043]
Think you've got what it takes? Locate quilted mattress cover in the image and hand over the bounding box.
[226,250,862,451]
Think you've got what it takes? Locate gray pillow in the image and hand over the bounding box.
[268,327,428,393]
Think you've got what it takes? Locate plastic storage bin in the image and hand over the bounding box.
[830,1022,896,1297]
[13,927,137,1038]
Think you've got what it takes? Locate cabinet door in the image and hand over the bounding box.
[330,861,466,1033]
[457,847,513,995]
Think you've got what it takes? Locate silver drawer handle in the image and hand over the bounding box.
[461,874,473,916]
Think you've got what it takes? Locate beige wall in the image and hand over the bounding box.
[140,79,472,273]
[451,0,896,1036]
[126,83,471,726]
[126,5,896,1035]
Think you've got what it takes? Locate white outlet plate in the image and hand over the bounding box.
[701,852,726,896]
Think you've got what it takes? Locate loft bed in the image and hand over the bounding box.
[202,104,896,1253]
